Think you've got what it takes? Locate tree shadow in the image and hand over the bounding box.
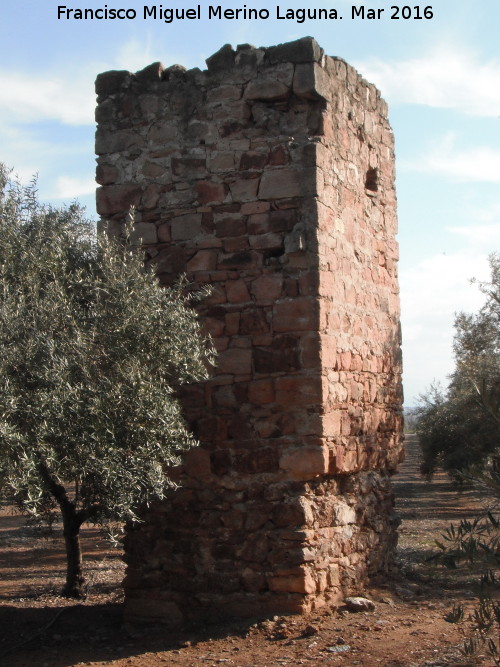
[0,602,263,666]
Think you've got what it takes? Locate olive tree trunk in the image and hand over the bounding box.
[38,460,87,598]
[60,503,85,597]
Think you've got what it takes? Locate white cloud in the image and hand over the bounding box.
[447,223,500,246]
[475,203,500,224]
[0,36,195,130]
[0,70,95,126]
[52,176,97,200]
[400,252,490,403]
[113,37,157,72]
[401,132,500,184]
[357,45,500,117]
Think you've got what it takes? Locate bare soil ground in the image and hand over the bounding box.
[0,436,494,666]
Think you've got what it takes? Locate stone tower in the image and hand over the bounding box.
[95,37,403,625]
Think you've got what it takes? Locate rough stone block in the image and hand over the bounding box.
[95,69,131,97]
[196,181,227,205]
[275,376,322,406]
[293,63,332,101]
[245,78,290,101]
[251,274,283,305]
[96,184,142,217]
[170,213,202,240]
[229,177,260,201]
[279,446,329,480]
[273,298,318,332]
[266,37,323,64]
[187,250,217,272]
[259,169,305,200]
[226,279,251,303]
[217,348,252,375]
[248,379,274,404]
[206,43,235,72]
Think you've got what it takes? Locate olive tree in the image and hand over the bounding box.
[416,254,500,478]
[0,165,214,597]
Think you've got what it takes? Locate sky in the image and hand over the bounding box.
[0,0,498,404]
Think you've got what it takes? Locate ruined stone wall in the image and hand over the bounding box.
[95,37,403,625]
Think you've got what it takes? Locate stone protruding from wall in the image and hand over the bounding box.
[95,37,403,625]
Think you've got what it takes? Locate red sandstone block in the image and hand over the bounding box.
[223,236,250,252]
[213,337,229,352]
[207,84,242,103]
[338,351,352,371]
[323,411,341,436]
[226,279,251,303]
[269,208,297,232]
[240,309,269,335]
[282,279,298,298]
[252,333,273,346]
[248,379,274,404]
[268,145,288,166]
[170,213,202,241]
[259,169,304,200]
[249,232,283,250]
[217,348,252,375]
[298,271,319,297]
[300,333,320,369]
[204,317,225,337]
[196,181,227,205]
[96,184,142,218]
[234,447,280,474]
[187,250,218,272]
[241,569,267,593]
[229,177,260,202]
[318,271,337,297]
[320,334,337,368]
[245,78,291,102]
[241,201,270,215]
[215,217,246,237]
[185,447,212,479]
[225,312,240,336]
[273,298,318,332]
[254,336,300,374]
[267,568,316,594]
[250,274,283,305]
[195,238,223,250]
[340,412,351,435]
[157,223,171,243]
[279,445,329,481]
[328,446,358,473]
[96,163,119,185]
[247,213,270,235]
[172,157,206,179]
[209,152,236,172]
[239,151,268,170]
[142,184,163,210]
[275,376,322,405]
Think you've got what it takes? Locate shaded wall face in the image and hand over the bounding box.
[95,38,403,624]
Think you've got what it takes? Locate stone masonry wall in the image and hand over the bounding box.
[95,37,403,625]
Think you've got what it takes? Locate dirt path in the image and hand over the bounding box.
[0,437,491,666]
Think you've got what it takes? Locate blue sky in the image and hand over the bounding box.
[1,0,498,404]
